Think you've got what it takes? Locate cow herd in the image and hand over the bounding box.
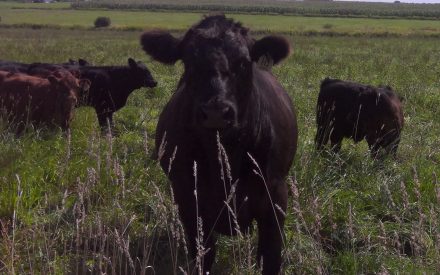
[0,14,404,274]
[0,57,157,132]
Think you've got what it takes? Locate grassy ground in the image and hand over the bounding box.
[2,2,440,36]
[0,24,439,274]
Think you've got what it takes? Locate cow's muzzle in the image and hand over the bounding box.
[197,100,236,129]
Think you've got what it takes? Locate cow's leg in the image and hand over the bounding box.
[170,176,217,274]
[177,201,217,274]
[59,114,72,132]
[330,130,343,153]
[381,132,400,158]
[255,180,287,275]
[96,111,114,132]
[14,122,26,137]
[367,136,381,159]
[315,125,329,151]
[316,106,337,152]
[387,136,400,157]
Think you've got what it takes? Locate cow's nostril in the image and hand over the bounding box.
[222,106,234,120]
[198,104,235,129]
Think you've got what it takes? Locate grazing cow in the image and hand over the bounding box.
[0,60,29,73]
[27,60,87,77]
[27,58,157,129]
[0,70,90,133]
[315,78,404,156]
[0,59,89,74]
[141,15,297,274]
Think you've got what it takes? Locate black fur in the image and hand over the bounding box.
[144,15,297,275]
[316,78,404,157]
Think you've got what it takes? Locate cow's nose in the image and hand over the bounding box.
[198,103,235,129]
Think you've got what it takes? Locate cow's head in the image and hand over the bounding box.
[141,15,290,130]
[127,58,157,88]
[47,70,91,124]
[48,70,91,99]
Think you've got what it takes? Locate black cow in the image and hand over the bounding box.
[315,78,404,157]
[0,59,89,74]
[0,60,29,73]
[75,58,157,128]
[26,58,157,129]
[26,58,90,77]
[141,15,297,275]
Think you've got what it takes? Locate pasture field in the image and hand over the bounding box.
[2,2,440,36]
[3,0,440,19]
[73,0,440,19]
[0,11,440,275]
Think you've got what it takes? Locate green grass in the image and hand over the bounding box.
[0,25,439,273]
[0,1,70,10]
[0,25,440,274]
[2,2,440,36]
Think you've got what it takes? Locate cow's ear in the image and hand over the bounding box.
[78,58,89,66]
[128,58,138,68]
[251,35,291,66]
[140,30,181,65]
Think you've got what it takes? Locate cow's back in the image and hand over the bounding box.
[0,61,29,73]
[0,72,52,121]
[0,71,76,130]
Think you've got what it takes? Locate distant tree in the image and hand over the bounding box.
[394,0,401,3]
[94,17,111,28]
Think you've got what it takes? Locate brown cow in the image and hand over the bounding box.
[26,58,157,130]
[0,70,90,133]
[315,78,404,157]
[141,15,297,274]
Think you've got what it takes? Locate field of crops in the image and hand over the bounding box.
[1,21,439,273]
[72,0,440,19]
[2,2,440,37]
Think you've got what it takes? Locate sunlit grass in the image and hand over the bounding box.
[0,25,439,273]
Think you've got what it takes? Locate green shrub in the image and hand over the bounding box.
[94,16,111,28]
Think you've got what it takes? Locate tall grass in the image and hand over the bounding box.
[0,27,439,273]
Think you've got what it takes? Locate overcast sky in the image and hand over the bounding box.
[338,0,440,3]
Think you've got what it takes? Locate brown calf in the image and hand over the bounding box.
[0,70,90,133]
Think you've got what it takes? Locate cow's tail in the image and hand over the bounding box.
[316,78,337,150]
